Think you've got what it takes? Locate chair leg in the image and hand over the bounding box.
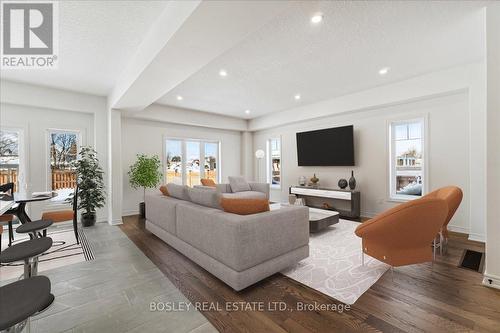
[8,221,14,246]
[433,238,436,261]
[361,249,365,266]
[391,266,394,282]
[73,220,79,244]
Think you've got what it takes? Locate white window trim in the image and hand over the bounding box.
[45,128,83,209]
[0,126,27,192]
[267,137,281,189]
[163,136,221,186]
[387,115,429,202]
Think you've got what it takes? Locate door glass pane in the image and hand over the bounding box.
[270,139,281,186]
[186,141,200,187]
[166,140,183,184]
[0,130,20,191]
[50,132,78,199]
[204,142,218,183]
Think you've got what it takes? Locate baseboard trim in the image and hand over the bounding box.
[468,233,486,243]
[483,272,500,290]
[122,210,139,217]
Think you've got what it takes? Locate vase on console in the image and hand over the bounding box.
[349,170,356,190]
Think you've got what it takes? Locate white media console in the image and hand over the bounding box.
[289,186,361,219]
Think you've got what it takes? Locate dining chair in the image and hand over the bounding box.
[0,182,16,247]
[40,186,79,244]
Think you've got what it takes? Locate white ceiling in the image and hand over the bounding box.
[0,1,486,118]
[155,1,486,119]
[0,1,167,96]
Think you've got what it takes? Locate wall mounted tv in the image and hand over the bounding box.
[296,125,355,166]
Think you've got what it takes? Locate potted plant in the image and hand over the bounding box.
[128,154,162,218]
[69,147,106,227]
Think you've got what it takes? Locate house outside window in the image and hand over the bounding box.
[389,118,426,200]
[267,138,281,188]
[0,129,25,192]
[48,130,80,200]
[165,138,220,187]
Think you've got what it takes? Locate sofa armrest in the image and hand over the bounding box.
[248,182,270,199]
[216,205,309,270]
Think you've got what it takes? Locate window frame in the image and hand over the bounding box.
[266,137,281,189]
[163,136,221,186]
[46,128,82,207]
[0,127,26,192]
[387,116,428,202]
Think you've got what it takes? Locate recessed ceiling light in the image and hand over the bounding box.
[311,14,323,24]
[378,67,390,75]
[294,94,301,100]
[219,69,227,77]
[176,95,183,101]
[245,109,251,114]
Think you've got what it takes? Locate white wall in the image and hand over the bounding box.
[254,93,470,231]
[0,81,109,223]
[484,3,500,289]
[0,103,94,220]
[121,117,242,215]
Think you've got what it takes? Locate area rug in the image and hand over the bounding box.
[281,219,389,305]
[0,226,95,281]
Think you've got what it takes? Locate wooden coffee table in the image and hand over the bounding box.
[270,204,339,232]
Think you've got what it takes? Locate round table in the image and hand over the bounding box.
[1,192,58,225]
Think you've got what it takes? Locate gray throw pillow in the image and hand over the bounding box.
[166,183,189,201]
[187,187,221,209]
[228,176,251,193]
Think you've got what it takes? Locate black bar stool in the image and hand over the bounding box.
[16,219,53,239]
[0,237,53,279]
[0,276,55,332]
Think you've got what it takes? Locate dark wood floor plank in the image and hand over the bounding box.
[119,216,500,333]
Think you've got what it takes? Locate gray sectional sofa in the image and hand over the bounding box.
[145,181,309,291]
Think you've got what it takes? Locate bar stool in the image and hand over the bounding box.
[16,219,53,239]
[0,237,53,279]
[0,276,55,332]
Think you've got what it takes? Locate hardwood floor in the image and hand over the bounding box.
[119,216,500,333]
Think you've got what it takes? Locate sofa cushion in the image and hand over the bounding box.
[187,187,221,209]
[166,183,189,201]
[228,176,251,193]
[220,198,269,215]
[201,179,216,187]
[220,191,267,200]
[159,185,169,196]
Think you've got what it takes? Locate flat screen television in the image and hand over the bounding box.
[296,125,354,166]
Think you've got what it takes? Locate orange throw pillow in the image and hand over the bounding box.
[220,198,270,215]
[201,178,216,187]
[159,185,169,196]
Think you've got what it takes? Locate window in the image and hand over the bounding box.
[165,140,183,184]
[267,138,281,188]
[204,142,218,183]
[0,129,25,192]
[186,141,201,187]
[164,138,220,186]
[389,119,425,200]
[49,130,79,198]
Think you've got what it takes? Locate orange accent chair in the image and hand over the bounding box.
[422,186,463,251]
[355,197,448,267]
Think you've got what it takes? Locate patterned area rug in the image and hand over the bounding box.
[0,226,95,281]
[282,219,389,305]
